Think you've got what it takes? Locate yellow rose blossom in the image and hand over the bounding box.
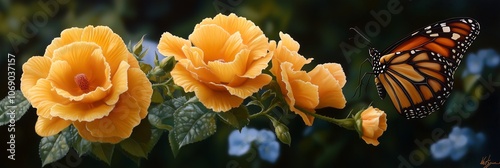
[20,26,153,144]
[157,13,272,112]
[270,32,347,126]
[357,106,387,146]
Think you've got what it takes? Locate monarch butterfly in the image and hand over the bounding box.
[369,17,480,119]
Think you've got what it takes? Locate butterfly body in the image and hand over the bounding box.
[369,18,480,119]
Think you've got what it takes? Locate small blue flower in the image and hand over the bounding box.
[430,126,486,161]
[479,49,500,67]
[431,139,453,160]
[255,129,276,145]
[136,40,165,67]
[258,141,280,163]
[228,127,258,156]
[465,52,485,75]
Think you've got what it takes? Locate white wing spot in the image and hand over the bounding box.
[430,33,439,37]
[442,26,451,32]
[451,33,461,40]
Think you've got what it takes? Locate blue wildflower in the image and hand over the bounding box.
[430,139,453,160]
[465,52,485,75]
[430,126,486,161]
[255,129,276,144]
[462,49,500,77]
[479,49,500,67]
[228,127,258,156]
[258,141,280,163]
[227,127,280,163]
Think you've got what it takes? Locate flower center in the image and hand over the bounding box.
[74,73,90,92]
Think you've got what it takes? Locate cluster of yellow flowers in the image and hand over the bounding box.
[20,13,387,146]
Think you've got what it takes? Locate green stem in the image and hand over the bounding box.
[296,106,356,130]
[249,103,279,119]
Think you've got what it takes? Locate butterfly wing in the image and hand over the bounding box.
[376,50,453,118]
[372,17,480,119]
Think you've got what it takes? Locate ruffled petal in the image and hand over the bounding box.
[85,93,141,139]
[20,56,51,99]
[171,65,242,112]
[325,63,346,87]
[127,68,153,118]
[221,74,272,98]
[207,49,249,83]
[80,26,129,75]
[51,101,115,122]
[189,24,230,62]
[221,32,246,62]
[73,121,123,144]
[104,61,130,105]
[28,79,69,119]
[243,49,272,78]
[44,27,84,58]
[177,59,220,84]
[35,116,72,136]
[158,31,191,60]
[308,64,346,109]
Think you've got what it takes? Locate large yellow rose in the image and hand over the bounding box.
[20,26,153,144]
[270,32,347,126]
[157,13,272,112]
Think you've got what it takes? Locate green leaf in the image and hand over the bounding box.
[0,90,31,126]
[119,119,152,158]
[148,97,182,130]
[148,128,164,150]
[63,125,91,156]
[217,105,249,129]
[120,148,142,166]
[91,143,115,165]
[39,133,70,167]
[173,98,217,148]
[133,35,146,58]
[168,131,180,158]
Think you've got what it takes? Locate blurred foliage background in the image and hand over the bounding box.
[1,0,500,167]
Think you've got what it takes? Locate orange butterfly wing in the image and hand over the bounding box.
[371,18,480,119]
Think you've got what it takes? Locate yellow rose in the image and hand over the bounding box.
[358,106,387,146]
[20,26,153,144]
[157,13,272,112]
[270,32,346,126]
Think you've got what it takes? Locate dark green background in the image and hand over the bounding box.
[1,0,499,167]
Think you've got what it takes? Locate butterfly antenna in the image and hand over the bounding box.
[351,59,373,99]
[349,27,373,48]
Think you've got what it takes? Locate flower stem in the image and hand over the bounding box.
[296,106,356,130]
[249,103,279,119]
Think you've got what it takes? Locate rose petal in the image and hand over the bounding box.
[127,68,153,118]
[221,74,272,98]
[44,27,84,58]
[171,65,243,112]
[28,79,69,119]
[51,101,115,122]
[73,121,124,144]
[85,93,141,139]
[20,56,51,99]
[104,61,130,105]
[80,26,129,75]
[189,24,231,62]
[35,116,72,136]
[308,63,346,109]
[158,31,191,60]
